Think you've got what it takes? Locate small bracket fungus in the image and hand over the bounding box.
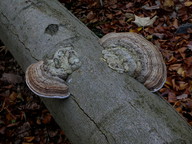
[25,46,81,99]
[100,32,167,92]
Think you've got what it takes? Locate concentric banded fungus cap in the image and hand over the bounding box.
[100,32,167,92]
[25,61,70,99]
[25,47,81,99]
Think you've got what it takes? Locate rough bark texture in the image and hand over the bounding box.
[0,0,192,143]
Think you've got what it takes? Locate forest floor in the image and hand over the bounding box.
[0,0,192,143]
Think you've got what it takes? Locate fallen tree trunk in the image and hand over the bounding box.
[0,0,192,143]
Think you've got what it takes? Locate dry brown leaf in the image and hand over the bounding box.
[36,118,41,125]
[168,92,177,103]
[176,106,182,113]
[115,11,122,16]
[177,94,188,100]
[184,1,192,6]
[163,0,174,7]
[42,113,52,124]
[90,18,98,23]
[6,122,19,128]
[189,121,192,126]
[173,101,182,107]
[184,57,192,67]
[0,126,6,134]
[172,79,177,90]
[24,136,35,142]
[173,18,178,28]
[177,67,186,77]
[168,55,177,63]
[169,63,181,71]
[0,73,23,84]
[17,122,31,135]
[142,4,160,10]
[87,11,95,20]
[160,49,173,60]
[48,130,59,137]
[178,81,188,90]
[165,77,172,87]
[186,66,192,77]
[9,92,18,102]
[125,13,134,19]
[177,47,187,59]
[186,100,192,109]
[106,13,113,19]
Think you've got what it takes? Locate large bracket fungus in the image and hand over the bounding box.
[100,32,167,92]
[25,46,81,99]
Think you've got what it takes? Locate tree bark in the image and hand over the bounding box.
[0,0,192,143]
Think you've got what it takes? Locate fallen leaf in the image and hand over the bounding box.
[24,136,35,142]
[184,57,192,67]
[163,0,174,7]
[21,142,33,144]
[36,117,41,125]
[177,94,188,100]
[186,100,192,109]
[168,55,177,63]
[133,15,158,27]
[0,126,6,134]
[177,47,187,59]
[87,11,96,20]
[176,106,182,113]
[17,122,31,135]
[169,63,181,71]
[173,18,178,28]
[168,92,177,103]
[142,4,160,10]
[178,81,188,90]
[160,49,173,60]
[152,33,165,39]
[184,1,192,7]
[1,73,23,84]
[42,113,52,124]
[186,66,192,77]
[106,13,113,19]
[6,122,19,127]
[146,34,153,40]
[173,101,182,107]
[172,79,177,90]
[5,108,16,122]
[24,102,40,110]
[48,129,59,137]
[125,13,134,19]
[177,67,186,77]
[165,77,172,87]
[9,92,18,102]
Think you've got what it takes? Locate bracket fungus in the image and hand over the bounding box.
[100,32,167,92]
[25,46,81,99]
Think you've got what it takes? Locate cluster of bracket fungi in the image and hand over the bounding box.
[25,32,167,98]
[25,46,81,99]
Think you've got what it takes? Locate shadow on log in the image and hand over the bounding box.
[0,0,192,143]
